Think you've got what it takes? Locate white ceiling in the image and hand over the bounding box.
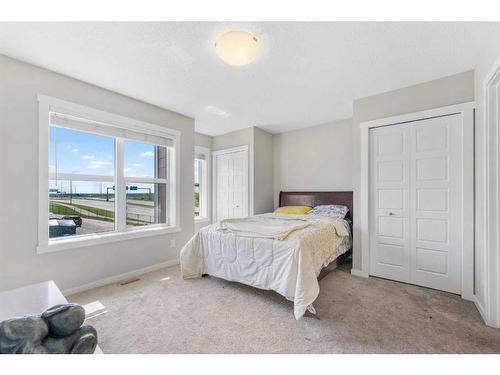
[1,22,499,135]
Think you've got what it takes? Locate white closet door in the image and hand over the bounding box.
[369,114,462,294]
[215,149,248,221]
[369,123,411,282]
[410,115,460,293]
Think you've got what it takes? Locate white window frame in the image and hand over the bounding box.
[37,94,181,254]
[194,146,211,223]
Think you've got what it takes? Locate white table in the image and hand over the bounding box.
[0,280,102,353]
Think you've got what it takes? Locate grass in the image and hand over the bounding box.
[49,202,80,216]
[50,201,114,221]
[69,203,115,219]
[55,196,153,208]
[126,219,152,226]
[50,200,151,225]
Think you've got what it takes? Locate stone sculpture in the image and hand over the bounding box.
[0,304,97,354]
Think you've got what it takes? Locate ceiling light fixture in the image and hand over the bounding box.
[215,30,260,66]
[205,105,230,118]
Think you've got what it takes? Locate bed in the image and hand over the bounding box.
[180,191,353,319]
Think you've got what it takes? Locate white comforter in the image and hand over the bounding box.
[180,213,351,319]
[219,215,313,239]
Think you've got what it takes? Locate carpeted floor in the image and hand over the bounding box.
[69,263,500,353]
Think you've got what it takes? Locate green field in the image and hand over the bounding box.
[49,202,80,216]
[50,201,114,221]
[50,201,150,225]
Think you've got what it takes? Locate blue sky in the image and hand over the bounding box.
[49,126,158,193]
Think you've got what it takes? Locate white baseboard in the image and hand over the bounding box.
[350,268,369,278]
[472,295,487,324]
[62,258,180,296]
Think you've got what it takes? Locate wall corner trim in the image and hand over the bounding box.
[482,54,500,329]
[350,268,369,278]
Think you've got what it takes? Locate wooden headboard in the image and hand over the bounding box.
[279,191,353,221]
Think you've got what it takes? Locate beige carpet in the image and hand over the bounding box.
[69,263,500,353]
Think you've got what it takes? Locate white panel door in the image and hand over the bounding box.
[215,149,248,221]
[410,115,460,293]
[369,123,411,282]
[369,114,462,294]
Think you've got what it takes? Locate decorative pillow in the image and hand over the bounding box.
[308,204,349,219]
[274,206,312,215]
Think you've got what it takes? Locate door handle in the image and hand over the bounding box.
[388,212,394,216]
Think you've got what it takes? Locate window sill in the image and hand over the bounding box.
[194,217,210,224]
[37,225,181,254]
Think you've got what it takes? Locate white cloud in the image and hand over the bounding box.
[140,151,154,158]
[71,148,79,153]
[87,160,112,169]
[124,167,132,173]
[81,155,95,160]
[132,163,144,167]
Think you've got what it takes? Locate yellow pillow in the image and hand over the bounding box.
[274,206,312,215]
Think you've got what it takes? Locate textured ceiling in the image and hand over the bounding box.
[1,22,499,135]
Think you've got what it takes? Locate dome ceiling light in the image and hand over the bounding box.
[214,30,260,66]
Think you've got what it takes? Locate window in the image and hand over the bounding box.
[124,140,168,228]
[194,146,210,221]
[49,127,116,238]
[38,95,180,253]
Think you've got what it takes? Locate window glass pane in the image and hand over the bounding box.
[124,140,167,178]
[49,126,115,176]
[126,183,167,228]
[194,159,201,217]
[49,180,115,238]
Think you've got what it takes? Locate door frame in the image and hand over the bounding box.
[212,145,250,222]
[483,55,500,328]
[357,102,475,301]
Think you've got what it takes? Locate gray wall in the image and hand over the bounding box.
[273,118,353,207]
[212,127,254,152]
[194,131,213,150]
[351,70,475,272]
[0,55,195,293]
[253,127,274,214]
